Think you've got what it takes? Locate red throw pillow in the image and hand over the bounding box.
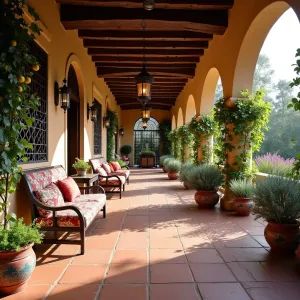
[102,163,112,174]
[57,177,81,202]
[110,161,121,171]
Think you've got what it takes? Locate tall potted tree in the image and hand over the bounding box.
[0,0,43,295]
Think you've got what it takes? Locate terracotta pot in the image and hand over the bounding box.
[162,167,167,173]
[194,190,220,208]
[233,197,254,216]
[264,222,299,253]
[168,172,179,180]
[76,169,86,176]
[0,243,36,295]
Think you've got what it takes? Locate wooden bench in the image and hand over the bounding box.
[23,165,106,255]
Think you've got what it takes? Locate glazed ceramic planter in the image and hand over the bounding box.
[168,172,179,180]
[233,197,254,216]
[194,190,220,208]
[0,243,36,295]
[76,169,86,176]
[264,222,299,253]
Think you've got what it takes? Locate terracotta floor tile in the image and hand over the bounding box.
[111,250,147,264]
[181,237,214,249]
[117,236,148,249]
[150,249,187,264]
[186,249,224,263]
[245,226,265,236]
[47,284,99,300]
[150,237,183,249]
[72,250,112,265]
[88,229,120,239]
[150,284,199,300]
[222,235,262,248]
[99,285,147,300]
[59,265,107,284]
[218,247,270,262]
[105,264,147,283]
[150,227,178,238]
[150,264,194,283]
[29,265,65,284]
[190,263,237,282]
[252,236,269,248]
[1,285,51,300]
[86,237,117,249]
[198,283,251,300]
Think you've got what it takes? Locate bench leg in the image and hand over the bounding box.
[119,187,122,199]
[102,205,106,218]
[80,227,85,255]
[127,177,129,185]
[123,184,125,192]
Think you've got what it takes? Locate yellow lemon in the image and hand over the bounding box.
[25,77,31,84]
[11,40,17,47]
[32,64,40,71]
[18,86,23,93]
[224,99,235,108]
[4,65,8,72]
[18,76,25,83]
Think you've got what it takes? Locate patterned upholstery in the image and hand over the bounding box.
[36,194,106,228]
[111,170,130,179]
[99,176,126,186]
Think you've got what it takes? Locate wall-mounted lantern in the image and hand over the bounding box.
[87,101,97,122]
[103,114,110,128]
[55,78,71,113]
[119,126,124,136]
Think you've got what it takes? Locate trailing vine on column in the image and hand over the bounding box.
[214,90,271,184]
[177,125,193,162]
[106,110,118,162]
[168,130,180,159]
[159,120,172,155]
[188,115,218,165]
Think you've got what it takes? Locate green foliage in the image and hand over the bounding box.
[230,179,254,198]
[159,120,172,155]
[159,155,173,167]
[187,165,224,191]
[163,157,174,168]
[165,159,182,173]
[106,110,118,162]
[214,90,271,183]
[168,130,180,159]
[253,176,300,224]
[72,158,90,170]
[179,162,195,183]
[177,125,193,162]
[111,159,127,168]
[140,150,156,156]
[188,115,218,165]
[0,0,41,230]
[120,145,132,156]
[0,218,43,251]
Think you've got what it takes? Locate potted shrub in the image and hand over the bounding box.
[230,179,254,216]
[139,149,156,168]
[253,176,300,253]
[120,145,132,157]
[163,157,174,173]
[159,155,173,172]
[166,159,182,180]
[187,165,224,208]
[0,0,44,294]
[72,158,90,176]
[179,162,195,189]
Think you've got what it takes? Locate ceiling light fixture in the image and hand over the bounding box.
[143,0,155,11]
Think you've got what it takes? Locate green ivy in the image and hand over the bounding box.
[159,120,172,155]
[177,125,193,162]
[0,0,41,230]
[106,110,119,162]
[214,90,271,183]
[188,115,218,165]
[168,130,180,159]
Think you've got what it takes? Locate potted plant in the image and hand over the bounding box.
[0,0,44,295]
[187,165,224,208]
[159,155,173,172]
[230,179,254,216]
[253,176,300,253]
[163,157,174,173]
[120,145,132,158]
[72,158,90,176]
[179,162,195,189]
[166,159,182,180]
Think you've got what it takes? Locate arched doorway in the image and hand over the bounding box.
[185,95,196,123]
[134,118,160,166]
[67,65,81,175]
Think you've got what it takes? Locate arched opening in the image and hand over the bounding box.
[200,68,223,114]
[232,1,291,97]
[177,108,184,127]
[185,95,196,123]
[171,115,176,130]
[133,118,160,166]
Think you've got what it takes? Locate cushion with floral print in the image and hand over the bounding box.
[102,163,112,174]
[95,167,108,177]
[35,183,65,218]
[110,161,122,171]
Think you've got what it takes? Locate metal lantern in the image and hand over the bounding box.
[119,126,124,136]
[142,120,148,130]
[141,106,151,122]
[59,78,71,112]
[135,64,154,105]
[103,114,110,128]
[87,102,97,122]
[143,0,155,10]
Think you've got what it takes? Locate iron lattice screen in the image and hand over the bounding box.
[19,41,48,163]
[134,118,160,165]
[93,101,102,155]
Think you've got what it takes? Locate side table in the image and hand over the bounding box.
[71,173,99,187]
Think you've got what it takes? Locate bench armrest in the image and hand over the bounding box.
[79,185,105,194]
[98,174,123,184]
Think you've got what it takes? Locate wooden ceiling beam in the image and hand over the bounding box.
[93,56,199,63]
[105,77,188,83]
[117,98,175,104]
[117,102,174,107]
[121,105,171,111]
[60,6,228,34]
[84,40,208,49]
[78,30,213,41]
[96,63,197,69]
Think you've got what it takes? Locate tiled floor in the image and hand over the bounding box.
[2,168,300,300]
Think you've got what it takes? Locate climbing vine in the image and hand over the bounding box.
[213,90,271,183]
[159,119,172,155]
[188,115,218,165]
[106,110,118,162]
[177,125,193,162]
[168,130,180,159]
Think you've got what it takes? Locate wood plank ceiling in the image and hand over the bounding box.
[56,0,234,110]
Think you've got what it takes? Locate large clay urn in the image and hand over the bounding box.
[264,222,299,253]
[233,197,254,216]
[194,190,220,208]
[0,243,36,295]
[168,172,179,180]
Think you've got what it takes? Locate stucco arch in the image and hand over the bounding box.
[200,68,222,114]
[177,108,184,127]
[171,115,176,130]
[232,1,291,97]
[185,95,196,123]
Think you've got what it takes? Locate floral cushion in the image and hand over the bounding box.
[36,194,106,228]
[95,167,108,177]
[111,170,130,179]
[102,163,112,174]
[99,176,126,186]
[35,183,65,218]
[110,161,121,171]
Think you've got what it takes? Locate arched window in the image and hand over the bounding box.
[134,118,160,165]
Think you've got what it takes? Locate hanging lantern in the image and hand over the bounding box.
[141,106,151,122]
[119,126,124,136]
[143,0,155,10]
[135,64,154,105]
[87,102,97,122]
[59,78,71,112]
[103,114,110,128]
[142,120,148,130]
